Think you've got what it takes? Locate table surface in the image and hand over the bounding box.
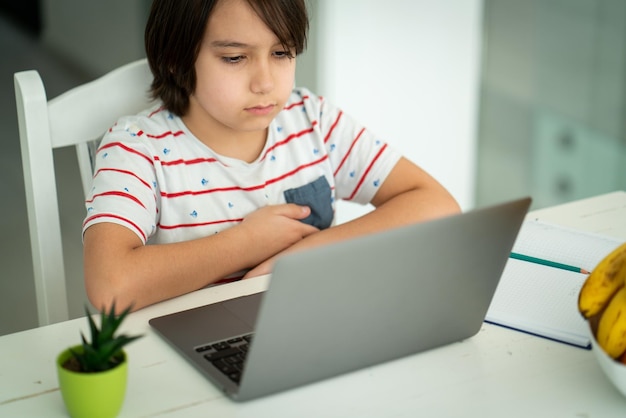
[2,192,626,418]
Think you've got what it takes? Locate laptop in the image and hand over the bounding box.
[149,197,531,401]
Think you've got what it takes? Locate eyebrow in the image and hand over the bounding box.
[210,40,251,49]
[210,40,286,50]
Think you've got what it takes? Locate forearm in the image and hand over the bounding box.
[84,204,318,311]
[289,156,460,250]
[84,223,262,312]
[243,176,460,280]
[296,185,460,250]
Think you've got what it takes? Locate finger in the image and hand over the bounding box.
[298,223,320,237]
[278,203,311,220]
[244,260,273,279]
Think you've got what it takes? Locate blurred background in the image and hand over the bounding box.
[1,0,624,335]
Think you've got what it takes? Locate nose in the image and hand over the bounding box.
[250,58,274,94]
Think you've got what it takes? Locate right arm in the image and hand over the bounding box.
[83,203,317,312]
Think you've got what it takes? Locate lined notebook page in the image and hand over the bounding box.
[485,220,625,348]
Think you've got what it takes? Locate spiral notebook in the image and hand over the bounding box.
[485,219,625,348]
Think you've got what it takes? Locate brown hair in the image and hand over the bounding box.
[145,0,309,116]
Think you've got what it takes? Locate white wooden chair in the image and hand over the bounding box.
[14,59,154,326]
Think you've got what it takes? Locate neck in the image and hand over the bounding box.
[183,115,268,163]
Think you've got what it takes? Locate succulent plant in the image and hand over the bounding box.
[68,303,142,373]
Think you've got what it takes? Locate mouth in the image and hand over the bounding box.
[245,104,275,116]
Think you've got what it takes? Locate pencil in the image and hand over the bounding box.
[509,252,590,275]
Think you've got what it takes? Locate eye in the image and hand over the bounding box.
[221,55,245,64]
[273,50,295,60]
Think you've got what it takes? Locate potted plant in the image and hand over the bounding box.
[56,303,142,418]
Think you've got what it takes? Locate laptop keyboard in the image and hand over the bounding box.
[195,333,253,384]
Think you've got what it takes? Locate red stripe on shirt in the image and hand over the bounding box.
[324,111,343,144]
[94,168,153,190]
[148,106,166,118]
[98,142,154,165]
[347,143,388,201]
[160,154,328,198]
[83,213,147,242]
[87,190,147,208]
[334,128,365,177]
[159,157,221,167]
[158,218,243,230]
[161,184,265,198]
[283,95,309,110]
[265,154,328,186]
[262,122,317,160]
[146,130,184,139]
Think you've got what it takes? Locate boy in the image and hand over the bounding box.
[83,0,460,311]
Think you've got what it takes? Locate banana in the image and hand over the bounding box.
[578,242,626,318]
[596,286,626,359]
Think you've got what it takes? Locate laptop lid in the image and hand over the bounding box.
[150,197,531,401]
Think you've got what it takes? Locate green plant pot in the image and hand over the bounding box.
[56,345,128,418]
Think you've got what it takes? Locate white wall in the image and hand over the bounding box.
[309,0,483,222]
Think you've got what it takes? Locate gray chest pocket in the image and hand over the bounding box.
[283,176,333,230]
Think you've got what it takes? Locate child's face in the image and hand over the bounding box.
[186,0,297,139]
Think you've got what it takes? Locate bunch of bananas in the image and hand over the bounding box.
[578,242,626,361]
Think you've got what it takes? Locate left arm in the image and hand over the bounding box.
[245,157,460,277]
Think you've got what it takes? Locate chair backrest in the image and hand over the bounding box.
[14,59,155,326]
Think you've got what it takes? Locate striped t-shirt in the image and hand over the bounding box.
[83,87,401,249]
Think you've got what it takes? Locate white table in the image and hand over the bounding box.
[2,192,626,417]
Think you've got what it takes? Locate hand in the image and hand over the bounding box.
[238,203,319,259]
[243,256,276,279]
